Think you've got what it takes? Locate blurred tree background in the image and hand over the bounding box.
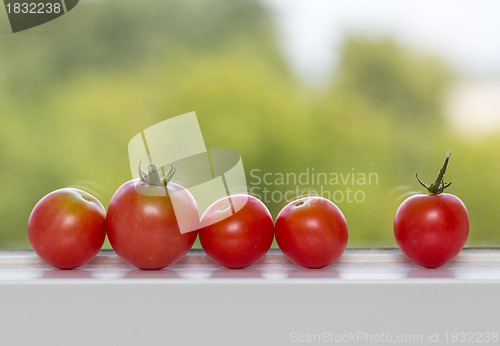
[0,0,499,248]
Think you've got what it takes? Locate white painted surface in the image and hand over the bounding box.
[1,249,499,345]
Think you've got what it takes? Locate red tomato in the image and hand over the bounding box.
[394,153,469,268]
[394,194,469,268]
[106,164,199,270]
[275,197,348,269]
[28,188,106,270]
[199,194,274,269]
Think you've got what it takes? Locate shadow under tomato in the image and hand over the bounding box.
[209,267,263,279]
[123,269,181,279]
[406,267,455,279]
[42,269,92,279]
[286,266,340,279]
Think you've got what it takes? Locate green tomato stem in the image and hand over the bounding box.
[416,151,452,195]
[138,161,176,186]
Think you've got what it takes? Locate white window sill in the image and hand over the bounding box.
[1,248,499,345]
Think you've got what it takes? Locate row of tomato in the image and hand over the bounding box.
[27,154,469,271]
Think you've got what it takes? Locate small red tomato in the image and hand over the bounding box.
[106,164,199,270]
[28,188,106,270]
[394,153,469,268]
[275,197,348,269]
[199,194,274,269]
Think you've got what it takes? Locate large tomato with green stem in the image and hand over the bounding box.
[106,163,199,270]
[394,152,469,268]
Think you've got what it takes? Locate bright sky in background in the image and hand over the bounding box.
[263,0,500,85]
[263,0,500,136]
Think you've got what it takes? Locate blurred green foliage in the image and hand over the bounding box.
[1,0,499,248]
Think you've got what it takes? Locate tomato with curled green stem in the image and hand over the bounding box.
[28,188,106,270]
[394,152,469,269]
[106,163,199,270]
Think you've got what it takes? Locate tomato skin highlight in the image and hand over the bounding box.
[106,179,199,270]
[28,188,106,270]
[394,193,469,268]
[199,195,275,269]
[275,197,348,269]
